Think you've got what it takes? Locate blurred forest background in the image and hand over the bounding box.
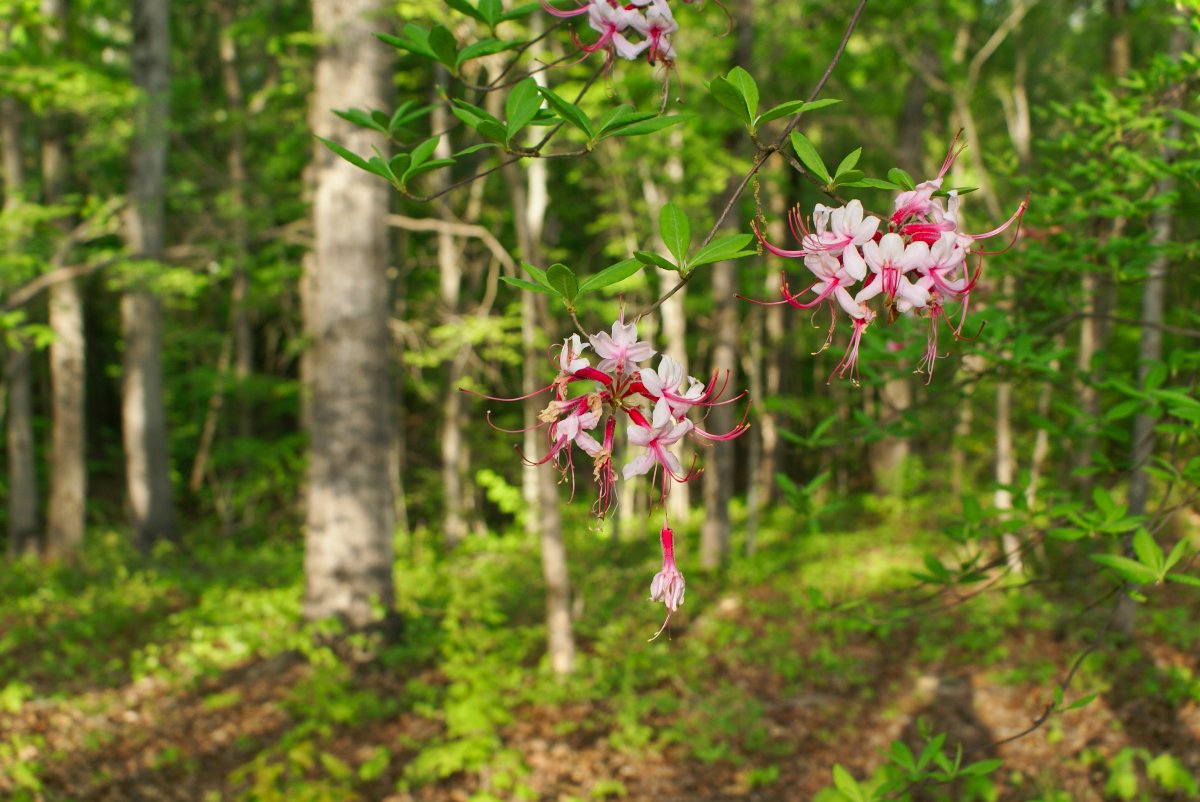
[0,0,1199,800]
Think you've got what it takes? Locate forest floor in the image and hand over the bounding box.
[1,507,1199,802]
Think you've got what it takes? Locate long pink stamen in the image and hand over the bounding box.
[460,383,554,402]
[485,410,546,434]
[829,317,869,385]
[968,197,1028,248]
[541,0,590,16]
[752,218,807,259]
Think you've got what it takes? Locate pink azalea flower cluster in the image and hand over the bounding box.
[477,316,747,636]
[543,0,681,67]
[751,139,1027,383]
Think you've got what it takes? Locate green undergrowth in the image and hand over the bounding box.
[0,505,1197,802]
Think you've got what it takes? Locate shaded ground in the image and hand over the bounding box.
[1,525,1199,802]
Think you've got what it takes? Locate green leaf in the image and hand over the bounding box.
[634,250,678,271]
[545,263,578,304]
[333,108,387,134]
[1090,554,1159,585]
[376,26,436,60]
[790,131,831,184]
[1166,573,1200,588]
[916,733,945,771]
[408,137,439,169]
[888,168,916,191]
[317,137,370,172]
[1143,362,1168,392]
[500,276,553,295]
[457,38,520,67]
[835,147,862,177]
[498,1,541,21]
[389,101,432,138]
[708,77,753,125]
[831,169,864,186]
[428,25,459,70]
[832,765,865,802]
[725,66,759,122]
[1104,398,1141,421]
[478,0,503,26]
[520,260,552,288]
[445,0,486,24]
[598,113,690,140]
[889,740,916,773]
[403,158,455,183]
[659,202,691,265]
[365,155,394,182]
[596,105,641,134]
[1164,539,1188,571]
[1092,486,1115,516]
[453,142,502,158]
[1173,108,1200,131]
[505,77,542,142]
[1064,692,1098,711]
[451,99,500,129]
[687,233,756,269]
[477,120,507,142]
[388,153,411,178]
[960,759,1004,777]
[1132,528,1164,574]
[755,97,842,126]
[840,177,904,190]
[576,258,644,294]
[538,85,594,139]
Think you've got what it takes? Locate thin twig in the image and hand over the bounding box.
[636,0,870,321]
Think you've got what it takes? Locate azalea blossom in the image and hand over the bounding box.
[648,524,685,640]
[746,134,1026,383]
[468,315,747,517]
[624,397,697,499]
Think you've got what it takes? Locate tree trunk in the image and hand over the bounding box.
[1117,25,1184,637]
[2,85,42,558]
[1073,0,1129,495]
[304,0,395,626]
[5,345,40,558]
[503,125,576,674]
[39,0,86,559]
[218,4,254,439]
[124,0,176,549]
[431,87,472,548]
[700,259,737,570]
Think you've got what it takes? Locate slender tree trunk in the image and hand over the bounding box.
[1074,0,1129,495]
[641,151,689,524]
[3,39,43,557]
[124,0,176,549]
[218,4,254,439]
[1117,24,1184,637]
[504,138,576,674]
[432,89,470,548]
[39,0,86,559]
[5,345,39,558]
[700,259,737,570]
[304,0,395,626]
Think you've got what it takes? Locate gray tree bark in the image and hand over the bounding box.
[503,142,576,674]
[124,0,176,549]
[2,82,41,557]
[699,259,737,570]
[432,90,470,548]
[1117,24,1185,637]
[303,0,395,626]
[42,0,87,557]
